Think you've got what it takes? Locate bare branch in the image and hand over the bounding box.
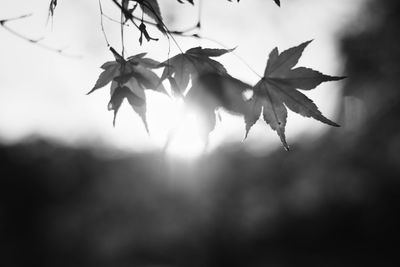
[99,0,111,47]
[0,14,80,58]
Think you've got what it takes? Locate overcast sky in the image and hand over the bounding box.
[0,0,365,155]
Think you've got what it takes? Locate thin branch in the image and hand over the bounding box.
[180,33,262,78]
[203,35,262,78]
[106,1,197,43]
[121,10,198,36]
[110,0,141,31]
[0,13,32,23]
[99,0,111,47]
[120,1,125,57]
[169,23,199,35]
[110,0,184,53]
[136,0,184,53]
[102,12,129,25]
[0,14,80,58]
[108,0,260,81]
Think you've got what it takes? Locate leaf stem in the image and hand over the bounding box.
[136,0,184,54]
[99,0,111,47]
[194,34,262,79]
[120,1,125,57]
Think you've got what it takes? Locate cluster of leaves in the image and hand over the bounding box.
[89,44,343,149]
[51,0,344,150]
[87,47,166,131]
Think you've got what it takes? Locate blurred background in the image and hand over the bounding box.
[1,0,400,266]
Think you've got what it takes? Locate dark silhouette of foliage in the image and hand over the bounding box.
[81,0,344,149]
[0,0,344,149]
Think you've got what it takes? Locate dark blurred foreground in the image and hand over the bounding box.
[1,0,400,266]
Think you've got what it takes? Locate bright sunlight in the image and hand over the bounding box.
[147,92,208,159]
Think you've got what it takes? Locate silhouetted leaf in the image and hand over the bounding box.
[91,63,120,92]
[186,73,251,138]
[160,47,233,95]
[108,81,148,131]
[88,48,165,131]
[127,53,160,68]
[245,40,344,150]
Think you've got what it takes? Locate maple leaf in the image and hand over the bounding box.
[108,79,148,131]
[160,47,233,95]
[186,73,252,138]
[244,40,344,150]
[88,47,166,131]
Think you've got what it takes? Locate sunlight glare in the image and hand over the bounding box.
[146,93,207,159]
[165,112,207,159]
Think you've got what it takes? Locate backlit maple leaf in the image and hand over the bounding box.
[160,47,233,95]
[186,73,252,138]
[244,40,344,150]
[88,48,166,131]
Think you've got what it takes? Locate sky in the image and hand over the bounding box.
[0,0,365,157]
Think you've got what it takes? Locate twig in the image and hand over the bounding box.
[173,33,262,78]
[107,0,260,78]
[99,0,111,47]
[102,12,129,25]
[110,0,184,53]
[120,0,125,57]
[0,13,32,23]
[202,35,262,78]
[0,14,80,58]
[169,23,199,35]
[110,0,141,31]
[136,0,184,53]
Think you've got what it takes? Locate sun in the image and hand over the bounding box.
[146,92,208,159]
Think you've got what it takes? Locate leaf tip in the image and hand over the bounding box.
[244,120,255,141]
[334,76,347,81]
[324,119,340,127]
[229,46,238,52]
[279,135,290,151]
[141,116,150,134]
[243,131,250,142]
[304,39,314,47]
[86,88,95,95]
[112,115,117,128]
[322,75,347,84]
